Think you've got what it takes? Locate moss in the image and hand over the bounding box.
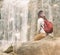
[4,45,13,53]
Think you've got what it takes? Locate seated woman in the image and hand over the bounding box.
[34,10,53,41]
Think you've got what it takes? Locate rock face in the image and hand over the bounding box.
[14,38,60,55]
[1,38,60,55]
[0,52,13,55]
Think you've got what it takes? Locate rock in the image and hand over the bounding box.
[4,45,13,53]
[0,52,13,55]
[1,42,13,53]
[13,38,60,55]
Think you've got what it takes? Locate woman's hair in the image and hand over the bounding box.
[38,10,43,18]
[38,10,47,20]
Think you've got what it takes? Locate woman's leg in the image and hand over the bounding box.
[34,33,46,41]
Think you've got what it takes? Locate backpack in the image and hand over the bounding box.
[44,19,53,33]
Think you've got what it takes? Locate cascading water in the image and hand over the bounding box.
[0,0,29,51]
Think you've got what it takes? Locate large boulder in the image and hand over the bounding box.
[1,37,60,55]
[13,37,60,55]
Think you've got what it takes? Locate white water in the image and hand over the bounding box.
[0,0,29,51]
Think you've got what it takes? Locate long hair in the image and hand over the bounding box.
[38,10,47,20]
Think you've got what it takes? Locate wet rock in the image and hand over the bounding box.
[0,52,13,55]
[1,43,13,53]
[4,45,13,53]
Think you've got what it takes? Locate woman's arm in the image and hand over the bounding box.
[37,18,44,34]
[37,19,41,34]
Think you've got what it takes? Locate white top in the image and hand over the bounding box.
[37,18,45,33]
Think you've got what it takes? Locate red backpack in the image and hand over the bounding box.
[44,19,53,33]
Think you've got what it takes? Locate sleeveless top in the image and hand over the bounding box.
[37,18,45,33]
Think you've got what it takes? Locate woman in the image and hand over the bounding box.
[34,10,47,41]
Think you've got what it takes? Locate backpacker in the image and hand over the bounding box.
[44,19,53,33]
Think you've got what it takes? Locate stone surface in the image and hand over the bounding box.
[0,52,13,55]
[13,38,60,55]
[1,42,13,53]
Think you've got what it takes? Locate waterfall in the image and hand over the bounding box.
[0,0,30,50]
